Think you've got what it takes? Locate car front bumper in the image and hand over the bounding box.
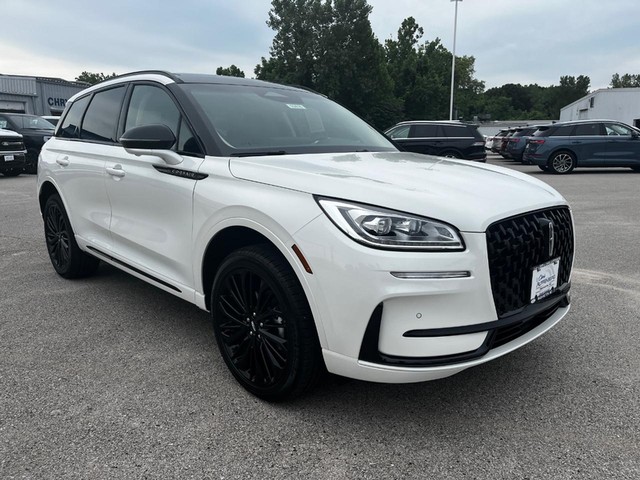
[293,214,570,383]
[0,150,27,171]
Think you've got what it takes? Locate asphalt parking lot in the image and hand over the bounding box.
[1,156,639,479]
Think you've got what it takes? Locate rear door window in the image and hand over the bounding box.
[80,87,126,143]
[573,123,604,136]
[551,125,574,136]
[441,125,468,137]
[58,96,91,139]
[410,124,438,138]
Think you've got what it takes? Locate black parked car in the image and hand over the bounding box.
[0,114,55,173]
[523,120,640,174]
[0,129,27,176]
[385,121,486,161]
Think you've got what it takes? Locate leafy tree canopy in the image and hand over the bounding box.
[610,73,640,88]
[216,65,245,77]
[75,71,117,85]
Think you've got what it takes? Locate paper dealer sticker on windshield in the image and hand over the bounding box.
[286,104,306,109]
[530,257,560,303]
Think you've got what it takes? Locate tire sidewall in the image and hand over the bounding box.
[210,250,305,399]
[44,195,74,276]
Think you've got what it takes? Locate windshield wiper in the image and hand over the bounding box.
[231,150,288,157]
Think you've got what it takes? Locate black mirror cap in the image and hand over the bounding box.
[120,124,176,150]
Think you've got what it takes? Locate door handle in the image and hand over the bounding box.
[571,141,582,144]
[106,165,126,177]
[56,156,69,167]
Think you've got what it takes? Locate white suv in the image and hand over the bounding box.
[38,71,574,400]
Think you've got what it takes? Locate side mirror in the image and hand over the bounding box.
[119,124,183,165]
[631,131,639,139]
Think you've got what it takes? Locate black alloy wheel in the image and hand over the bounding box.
[211,245,322,400]
[43,194,100,278]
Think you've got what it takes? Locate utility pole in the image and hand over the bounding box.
[449,0,462,121]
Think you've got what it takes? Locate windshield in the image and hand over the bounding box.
[180,83,396,156]
[6,115,55,130]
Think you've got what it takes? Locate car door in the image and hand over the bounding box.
[404,124,439,155]
[46,89,125,252]
[105,83,205,291]
[569,123,605,165]
[601,122,640,166]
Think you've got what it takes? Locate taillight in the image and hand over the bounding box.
[528,139,545,145]
[510,138,520,143]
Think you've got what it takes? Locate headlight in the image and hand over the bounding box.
[316,197,465,251]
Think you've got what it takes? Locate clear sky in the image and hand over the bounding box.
[2,0,639,91]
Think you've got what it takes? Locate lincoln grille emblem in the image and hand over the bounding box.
[538,218,555,259]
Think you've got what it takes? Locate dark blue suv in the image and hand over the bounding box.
[524,120,640,174]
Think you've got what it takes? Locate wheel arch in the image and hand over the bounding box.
[199,222,328,347]
[548,148,578,164]
[38,180,61,215]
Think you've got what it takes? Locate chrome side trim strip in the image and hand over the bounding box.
[390,271,471,279]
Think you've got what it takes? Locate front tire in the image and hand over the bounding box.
[43,194,100,278]
[210,245,323,401]
[548,151,576,174]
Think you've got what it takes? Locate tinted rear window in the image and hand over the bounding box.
[442,125,469,137]
[411,124,439,137]
[573,123,603,136]
[81,87,126,143]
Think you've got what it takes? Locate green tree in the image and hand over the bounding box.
[256,0,395,127]
[75,71,117,85]
[216,65,245,77]
[610,73,640,88]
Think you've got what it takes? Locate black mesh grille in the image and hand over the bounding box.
[0,140,25,152]
[486,207,573,318]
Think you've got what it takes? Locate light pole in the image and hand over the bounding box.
[449,0,462,121]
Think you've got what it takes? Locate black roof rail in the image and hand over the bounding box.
[96,70,182,85]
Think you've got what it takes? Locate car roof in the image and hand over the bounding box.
[549,119,625,126]
[68,70,315,103]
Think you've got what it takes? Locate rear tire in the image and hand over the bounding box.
[210,245,323,401]
[441,151,460,159]
[548,151,576,174]
[43,194,100,278]
[1,169,21,177]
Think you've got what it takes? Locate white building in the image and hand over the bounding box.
[560,88,640,128]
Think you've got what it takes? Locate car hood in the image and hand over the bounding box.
[228,151,566,232]
[0,128,22,139]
